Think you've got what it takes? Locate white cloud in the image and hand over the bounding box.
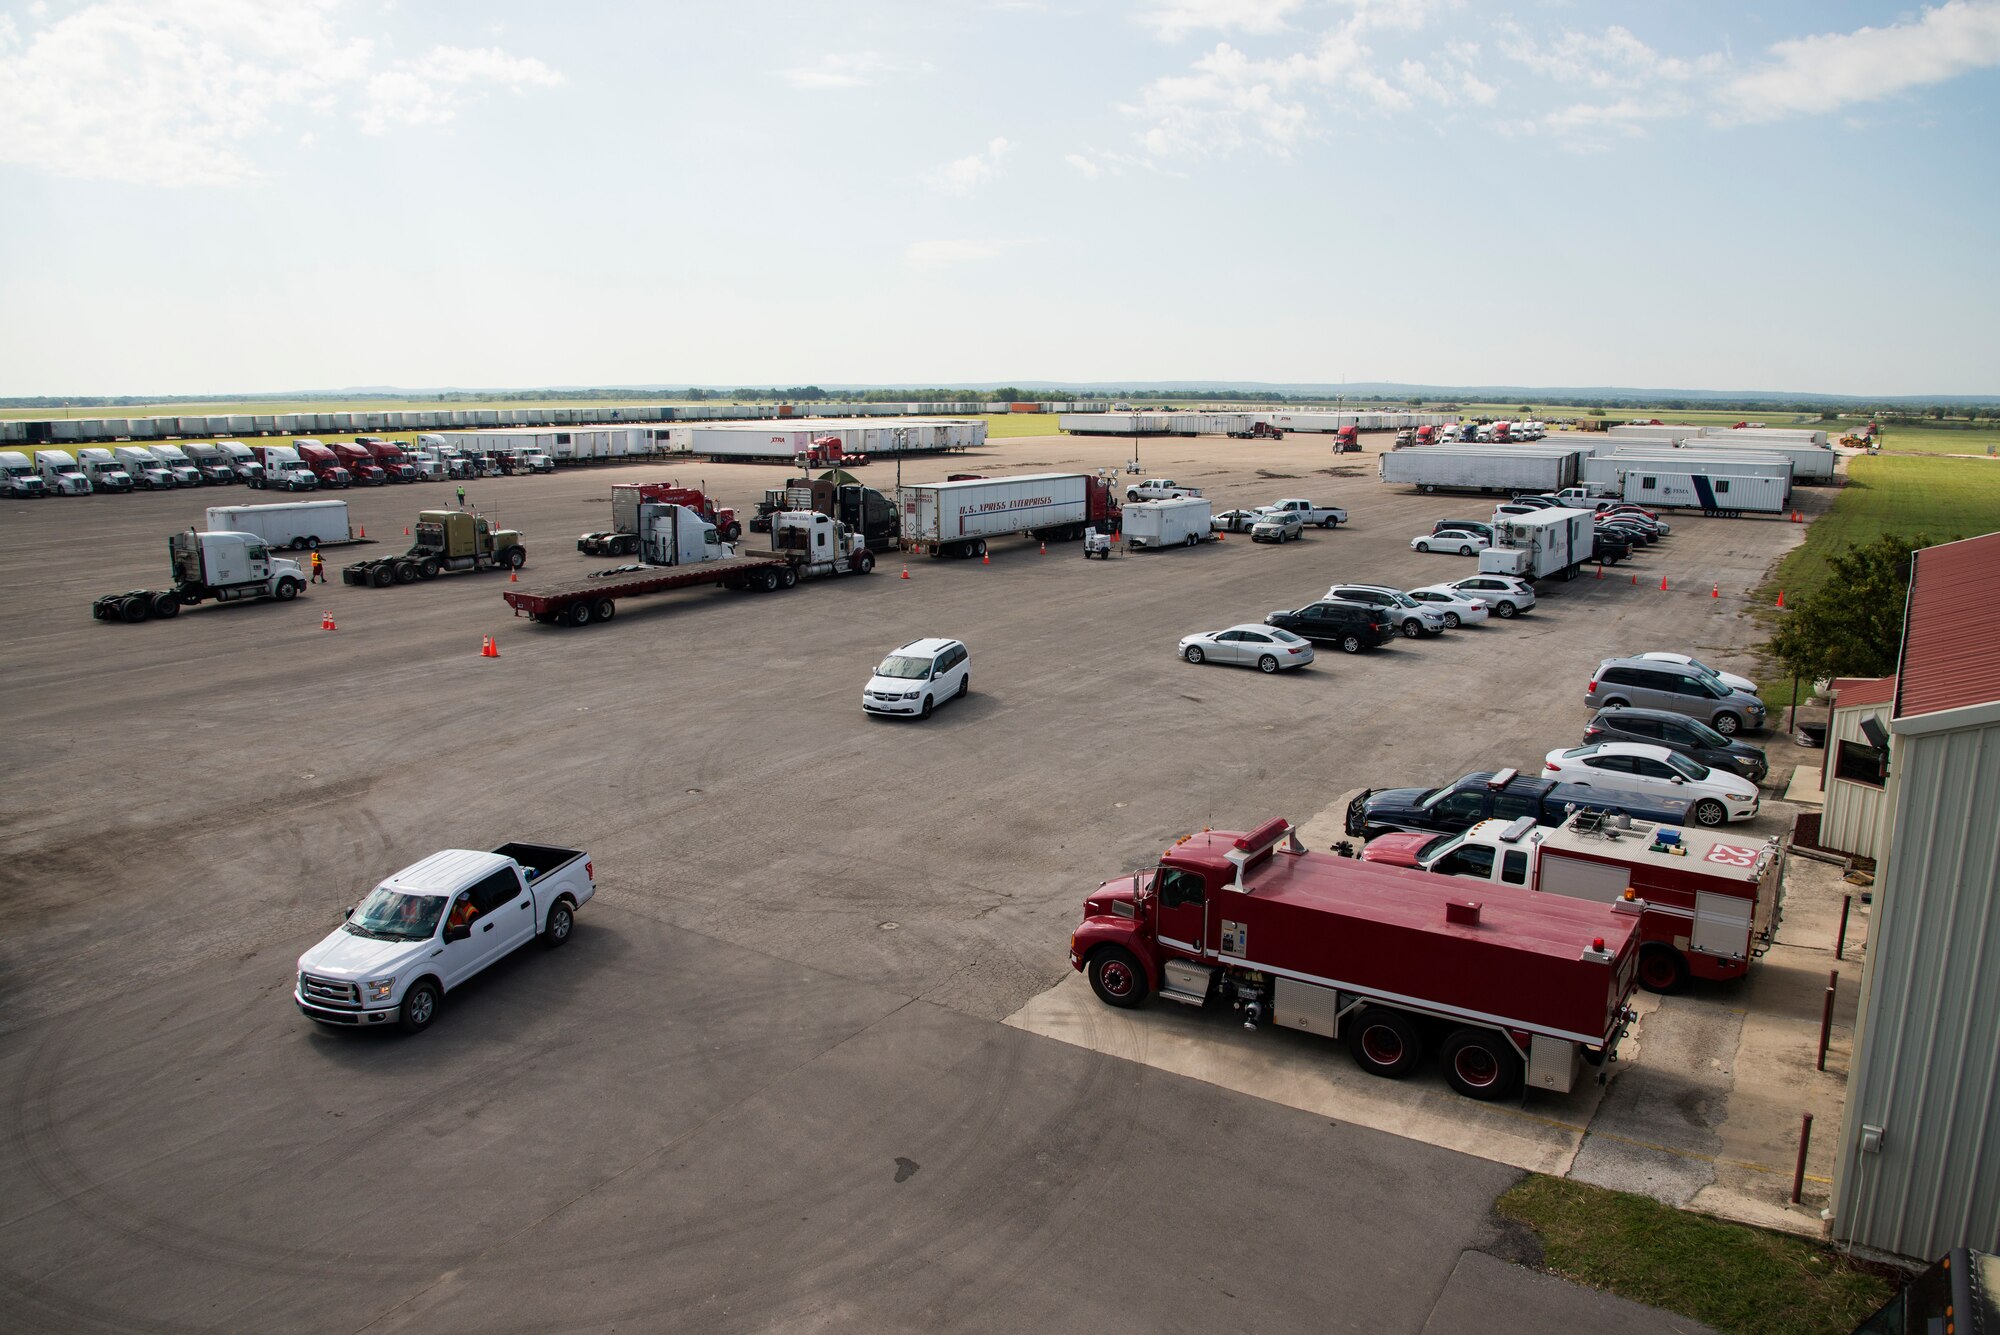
[777,51,925,90]
[1496,22,1722,90]
[904,238,1027,269]
[1724,0,2000,122]
[927,137,1012,196]
[1136,0,1304,42]
[1063,152,1103,177]
[0,1,562,186]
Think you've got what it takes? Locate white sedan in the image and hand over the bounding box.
[1406,585,1490,628]
[1542,742,1761,827]
[1635,652,1757,695]
[1411,528,1490,555]
[1179,624,1315,673]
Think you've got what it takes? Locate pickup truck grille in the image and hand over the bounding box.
[300,974,360,1008]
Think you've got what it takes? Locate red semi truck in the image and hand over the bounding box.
[331,442,388,485]
[294,442,352,488]
[1071,818,1643,1101]
[1335,425,1361,451]
[1361,812,1782,994]
[359,438,417,482]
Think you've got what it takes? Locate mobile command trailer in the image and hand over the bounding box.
[37,449,93,494]
[1379,446,1580,495]
[205,499,352,550]
[1606,462,1790,517]
[1,450,49,497]
[1583,450,1794,499]
[92,529,307,622]
[344,511,525,586]
[899,473,1119,558]
[1480,507,1595,580]
[1123,496,1215,550]
[1687,435,1837,483]
[1069,818,1643,1100]
[1362,813,1783,994]
[504,508,872,628]
[77,448,134,492]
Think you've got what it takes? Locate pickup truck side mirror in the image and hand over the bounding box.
[443,923,471,943]
[343,907,352,919]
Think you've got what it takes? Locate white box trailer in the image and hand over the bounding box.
[1700,426,1829,449]
[1256,411,1358,433]
[1480,507,1595,580]
[1167,412,1255,436]
[1059,412,1174,436]
[1380,446,1582,494]
[1123,496,1214,551]
[1686,435,1837,483]
[204,499,352,550]
[1607,463,1791,516]
[898,472,1112,557]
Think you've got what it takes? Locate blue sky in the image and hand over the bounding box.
[2,0,1996,396]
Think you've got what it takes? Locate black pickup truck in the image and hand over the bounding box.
[1346,768,1692,840]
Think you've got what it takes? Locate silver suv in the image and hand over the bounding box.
[1587,657,1767,736]
[1324,584,1447,638]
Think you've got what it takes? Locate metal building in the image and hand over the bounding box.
[1817,677,1896,861]
[1832,531,2000,1260]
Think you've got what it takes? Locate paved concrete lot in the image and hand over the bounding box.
[0,431,1822,1329]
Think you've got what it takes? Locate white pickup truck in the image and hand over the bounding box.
[1257,497,1348,529]
[295,842,595,1033]
[1125,477,1203,502]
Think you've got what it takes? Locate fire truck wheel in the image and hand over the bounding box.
[1087,947,1149,1008]
[1347,1007,1422,1078]
[1637,946,1687,994]
[1441,1028,1521,1100]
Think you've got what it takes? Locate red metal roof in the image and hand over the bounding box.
[1897,532,2000,719]
[1833,676,1898,710]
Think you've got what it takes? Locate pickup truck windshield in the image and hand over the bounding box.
[345,887,445,941]
[875,656,932,680]
[1418,786,1450,810]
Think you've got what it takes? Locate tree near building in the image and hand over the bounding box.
[1766,533,1947,683]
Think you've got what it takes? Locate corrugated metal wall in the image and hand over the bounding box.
[1832,713,2000,1259]
[1822,701,1891,859]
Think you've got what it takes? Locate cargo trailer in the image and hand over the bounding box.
[1480,507,1595,580]
[1123,496,1215,550]
[1685,435,1836,483]
[1058,412,1173,436]
[1609,465,1790,516]
[1380,446,1581,494]
[204,499,353,550]
[899,472,1118,558]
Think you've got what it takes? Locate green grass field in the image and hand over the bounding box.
[1497,1177,1893,1335]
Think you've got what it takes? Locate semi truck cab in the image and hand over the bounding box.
[36,449,93,494]
[78,448,134,491]
[1,450,49,497]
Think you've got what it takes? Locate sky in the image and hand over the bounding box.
[1,0,1997,397]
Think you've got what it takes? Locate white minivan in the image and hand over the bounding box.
[862,638,970,719]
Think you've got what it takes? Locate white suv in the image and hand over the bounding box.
[862,638,970,719]
[1446,573,1537,618]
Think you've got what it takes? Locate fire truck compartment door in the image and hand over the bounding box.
[1536,853,1632,904]
[1273,978,1343,1037]
[1690,891,1753,959]
[1529,1036,1579,1093]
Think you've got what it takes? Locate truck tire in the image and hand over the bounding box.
[542,898,575,948]
[399,979,441,1034]
[151,592,181,618]
[306,536,320,550]
[758,569,779,592]
[370,565,393,588]
[1347,1007,1422,1079]
[778,567,797,589]
[1440,1027,1522,1101]
[120,596,151,623]
[1638,945,1688,994]
[290,537,307,550]
[504,547,526,569]
[592,598,616,623]
[418,557,440,579]
[722,522,741,543]
[852,552,875,575]
[973,540,987,558]
[276,579,300,601]
[566,601,593,627]
[394,560,418,584]
[1087,946,1149,1008]
[1184,533,1198,548]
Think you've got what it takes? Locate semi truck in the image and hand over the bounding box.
[213,441,264,483]
[1361,813,1782,994]
[115,446,177,489]
[330,441,388,484]
[1069,818,1644,1101]
[250,445,320,492]
[1480,507,1595,579]
[204,500,352,550]
[1380,446,1581,495]
[358,438,418,481]
[345,511,526,586]
[506,507,872,628]
[294,842,595,1033]
[147,444,204,487]
[899,472,1119,558]
[36,448,94,495]
[92,529,308,622]
[77,447,134,492]
[1,450,49,497]
[294,441,353,488]
[1123,496,1216,550]
[179,442,239,484]
[751,477,897,550]
[577,483,740,556]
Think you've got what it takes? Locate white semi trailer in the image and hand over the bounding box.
[1380,446,1582,494]
[898,472,1120,558]
[204,500,353,550]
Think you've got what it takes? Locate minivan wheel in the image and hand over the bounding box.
[1712,712,1742,736]
[1693,798,1728,827]
[920,696,933,719]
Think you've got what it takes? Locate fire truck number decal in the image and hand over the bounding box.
[1704,844,1759,867]
[1220,920,1247,958]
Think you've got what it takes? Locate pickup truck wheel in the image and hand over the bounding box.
[1322,517,1336,528]
[1638,946,1688,994]
[542,899,574,948]
[1692,798,1728,827]
[1341,635,1362,654]
[1257,654,1279,673]
[593,598,616,623]
[1087,946,1149,1008]
[1184,645,1205,664]
[1348,1007,1422,1079]
[275,579,300,601]
[399,980,440,1033]
[151,592,181,618]
[1494,601,1517,619]
[1441,1027,1522,1100]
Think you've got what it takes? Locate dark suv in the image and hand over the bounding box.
[1264,601,1395,653]
[1583,707,1768,782]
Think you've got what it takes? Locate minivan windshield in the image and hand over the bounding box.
[344,887,445,941]
[874,655,932,680]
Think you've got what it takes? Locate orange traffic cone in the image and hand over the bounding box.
[404,526,410,536]
[1595,563,1602,579]
[982,552,989,565]
[900,565,910,579]
[1039,541,1046,555]
[509,569,518,582]
[1711,582,1720,599]
[480,635,498,658]
[1660,576,1669,592]
[359,525,365,538]
[1631,573,1637,585]
[1776,590,1785,608]
[1215,531,1224,542]
[321,611,334,631]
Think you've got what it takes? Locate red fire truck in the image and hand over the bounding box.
[1070,818,1644,1101]
[1362,812,1783,994]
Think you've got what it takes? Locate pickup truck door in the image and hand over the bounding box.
[439,869,532,985]
[1424,788,1488,831]
[1153,867,1209,956]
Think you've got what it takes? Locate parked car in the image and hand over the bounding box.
[1325,584,1448,637]
[1633,652,1757,696]
[1446,574,1536,619]
[1411,528,1489,555]
[1541,742,1761,827]
[1587,657,1767,735]
[1592,532,1631,564]
[1583,707,1769,783]
[862,638,970,719]
[1212,508,1262,533]
[1251,511,1306,543]
[1256,498,1347,528]
[1179,624,1315,672]
[1405,585,1490,628]
[1507,495,1562,509]
[1599,520,1652,548]
[1264,601,1395,653]
[1433,519,1495,542]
